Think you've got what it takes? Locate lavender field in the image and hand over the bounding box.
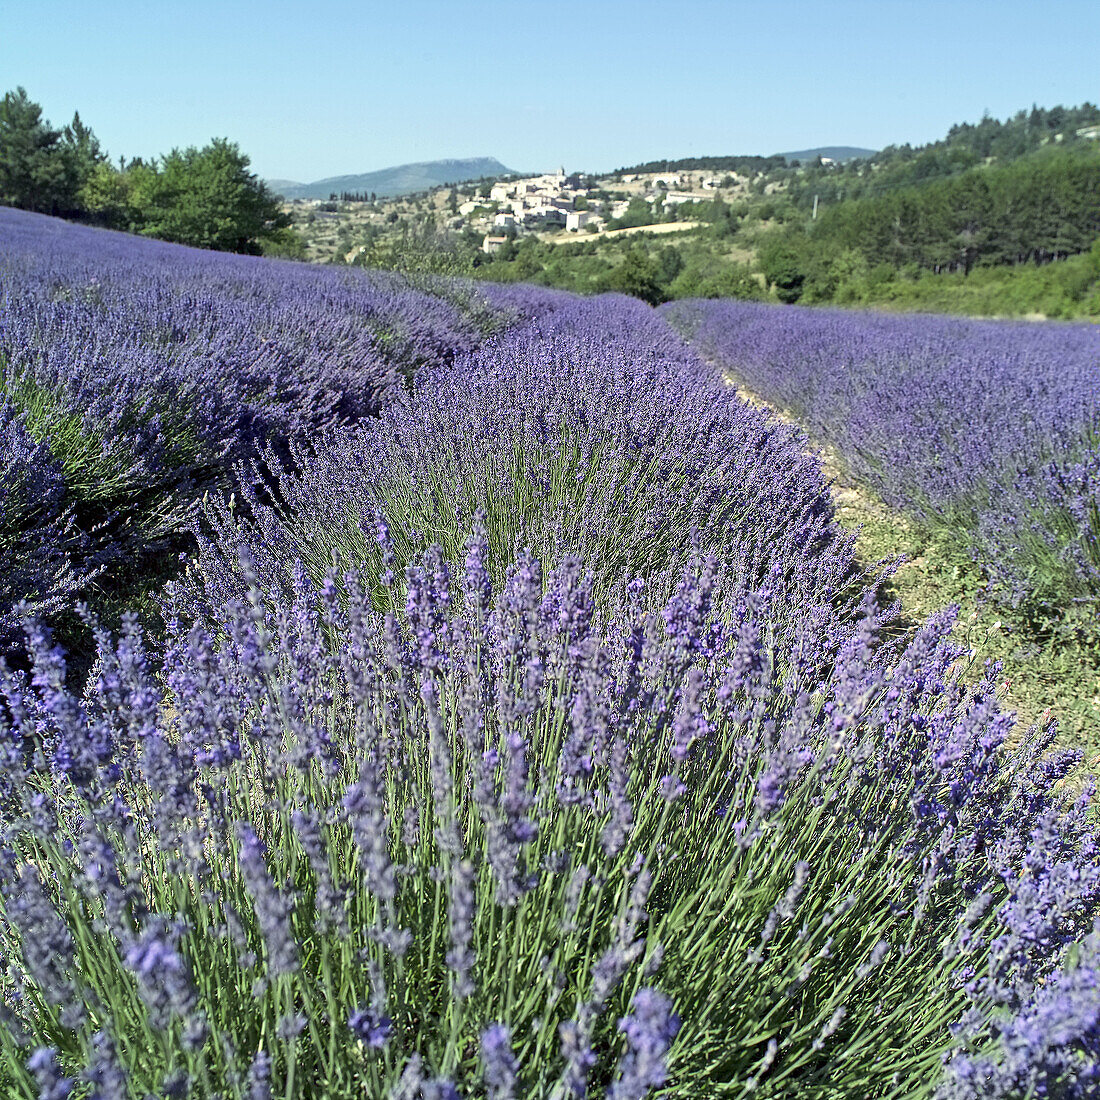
[2,208,1099,1098]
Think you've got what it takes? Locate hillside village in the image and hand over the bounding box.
[282,163,761,264]
[283,113,1100,269]
[472,167,743,252]
[278,110,1100,320]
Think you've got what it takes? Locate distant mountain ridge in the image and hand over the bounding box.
[268,157,518,200]
[776,146,875,163]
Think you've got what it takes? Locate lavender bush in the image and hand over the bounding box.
[662,299,1100,639]
[200,294,858,654]
[0,398,94,647]
[1,531,1097,1097]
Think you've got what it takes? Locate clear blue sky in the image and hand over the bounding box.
[3,0,1098,182]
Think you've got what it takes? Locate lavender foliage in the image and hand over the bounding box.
[663,298,1100,635]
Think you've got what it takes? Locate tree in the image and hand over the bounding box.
[608,197,655,230]
[78,161,135,228]
[62,111,106,184]
[137,139,291,253]
[600,247,666,305]
[655,244,683,284]
[0,87,78,214]
[757,236,808,303]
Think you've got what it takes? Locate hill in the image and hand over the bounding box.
[777,146,875,163]
[268,157,518,200]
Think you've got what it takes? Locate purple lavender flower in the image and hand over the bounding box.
[4,866,83,1028]
[343,760,398,903]
[83,1031,129,1100]
[557,1016,598,1097]
[123,919,198,1029]
[234,823,298,978]
[609,988,681,1099]
[387,1058,460,1100]
[26,1046,73,1100]
[291,808,348,936]
[349,1006,393,1049]
[480,1023,518,1100]
[246,1050,272,1100]
[445,856,477,998]
[420,1080,460,1100]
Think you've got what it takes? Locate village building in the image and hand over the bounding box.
[656,189,712,208]
[521,206,566,227]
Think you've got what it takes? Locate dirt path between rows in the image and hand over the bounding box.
[538,221,702,245]
[712,364,924,585]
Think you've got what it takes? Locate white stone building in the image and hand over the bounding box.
[566,210,597,231]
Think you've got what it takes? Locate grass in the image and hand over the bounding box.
[830,458,1100,769]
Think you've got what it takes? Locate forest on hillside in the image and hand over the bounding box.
[786,102,1100,207]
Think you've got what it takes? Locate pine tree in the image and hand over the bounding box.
[0,87,77,214]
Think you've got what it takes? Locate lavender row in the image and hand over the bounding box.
[662,298,1100,629]
[0,208,507,642]
[0,208,491,441]
[198,291,856,655]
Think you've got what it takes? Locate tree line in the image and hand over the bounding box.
[752,145,1100,304]
[614,154,787,177]
[0,87,298,256]
[786,102,1100,210]
[814,147,1100,271]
